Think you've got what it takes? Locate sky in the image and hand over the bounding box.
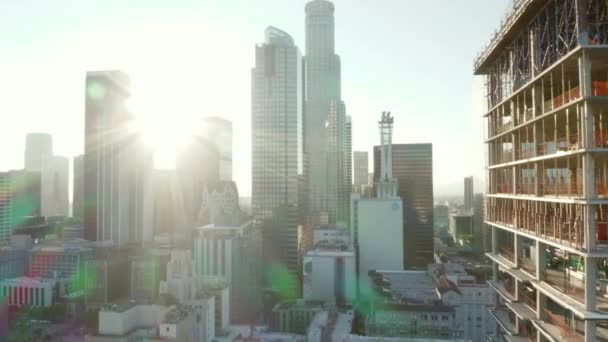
[0,0,512,197]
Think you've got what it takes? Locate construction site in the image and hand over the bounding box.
[476,0,608,341]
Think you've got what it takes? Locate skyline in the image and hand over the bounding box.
[0,0,512,196]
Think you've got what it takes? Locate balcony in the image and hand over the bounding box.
[540,308,584,342]
[543,268,585,305]
[490,306,518,335]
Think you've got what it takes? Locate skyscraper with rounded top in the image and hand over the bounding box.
[304,0,347,225]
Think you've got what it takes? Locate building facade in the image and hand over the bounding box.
[374,143,434,269]
[251,26,303,295]
[0,170,41,242]
[353,151,369,194]
[476,1,608,341]
[84,70,153,245]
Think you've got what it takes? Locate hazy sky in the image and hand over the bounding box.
[0,0,511,197]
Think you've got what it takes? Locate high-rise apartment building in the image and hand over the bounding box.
[305,0,348,225]
[353,151,369,193]
[252,26,303,297]
[84,70,153,245]
[464,176,474,212]
[477,1,608,341]
[0,171,41,242]
[72,154,84,219]
[373,143,434,269]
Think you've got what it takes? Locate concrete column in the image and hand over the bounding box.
[586,204,597,252]
[515,234,523,269]
[492,226,498,255]
[584,256,597,311]
[535,240,545,282]
[536,291,546,320]
[585,320,597,342]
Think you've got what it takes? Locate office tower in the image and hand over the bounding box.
[49,156,69,217]
[374,143,433,269]
[0,171,41,242]
[176,129,220,233]
[25,133,61,216]
[203,117,233,181]
[353,151,369,192]
[72,154,84,219]
[352,112,403,297]
[305,0,348,225]
[84,70,153,245]
[24,133,52,172]
[464,176,474,212]
[477,2,608,341]
[252,26,303,296]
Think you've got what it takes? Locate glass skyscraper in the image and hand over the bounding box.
[251,26,303,295]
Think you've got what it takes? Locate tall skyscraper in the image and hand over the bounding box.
[24,133,52,172]
[0,170,41,242]
[304,0,348,225]
[49,155,69,217]
[203,117,233,181]
[353,151,369,192]
[72,154,84,219]
[477,2,608,341]
[252,26,303,297]
[84,70,153,245]
[464,176,473,212]
[374,143,433,269]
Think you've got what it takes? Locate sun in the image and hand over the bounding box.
[129,97,197,169]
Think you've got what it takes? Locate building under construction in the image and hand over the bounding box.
[476,0,608,341]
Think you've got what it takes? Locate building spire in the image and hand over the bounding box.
[376,111,397,198]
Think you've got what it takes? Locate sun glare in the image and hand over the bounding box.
[129,93,198,169]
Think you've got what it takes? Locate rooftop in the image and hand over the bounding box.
[370,270,439,304]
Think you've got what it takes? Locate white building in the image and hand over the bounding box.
[0,277,56,307]
[183,296,216,342]
[159,249,197,302]
[303,242,355,303]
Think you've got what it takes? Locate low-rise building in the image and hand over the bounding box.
[270,300,325,334]
[28,239,94,291]
[0,276,57,307]
[303,240,355,304]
